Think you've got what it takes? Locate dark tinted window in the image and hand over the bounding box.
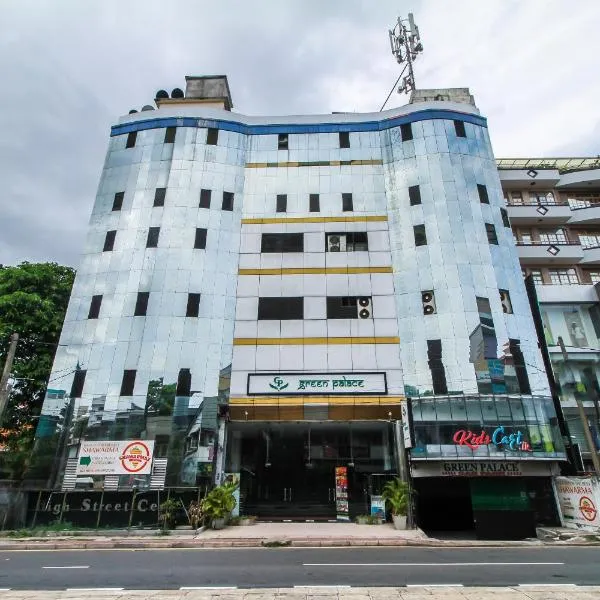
[258,297,303,320]
[195,228,207,249]
[120,370,136,396]
[500,207,511,228]
[278,134,288,150]
[154,187,166,207]
[261,233,303,252]
[164,127,176,144]
[327,296,372,319]
[325,232,368,252]
[125,131,137,148]
[477,184,489,204]
[414,224,427,246]
[400,123,413,141]
[222,191,234,211]
[409,185,421,206]
[309,194,320,212]
[103,230,116,251]
[486,223,498,245]
[88,295,102,319]
[206,128,219,145]
[112,192,124,211]
[276,194,287,213]
[134,292,149,316]
[146,227,160,248]
[339,131,350,148]
[454,120,466,137]
[186,293,201,317]
[70,369,87,398]
[342,193,353,212]
[200,189,211,208]
[176,368,191,397]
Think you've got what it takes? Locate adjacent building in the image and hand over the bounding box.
[26,77,569,537]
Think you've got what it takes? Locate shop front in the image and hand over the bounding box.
[408,394,567,539]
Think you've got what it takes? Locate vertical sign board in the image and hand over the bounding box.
[401,399,414,448]
[335,467,349,521]
[555,476,600,530]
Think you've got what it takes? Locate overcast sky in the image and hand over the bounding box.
[1,0,599,267]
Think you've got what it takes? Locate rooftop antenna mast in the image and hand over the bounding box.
[380,13,424,111]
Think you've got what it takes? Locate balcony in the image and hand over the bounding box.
[581,245,600,265]
[565,197,600,225]
[506,203,572,225]
[516,240,584,264]
[534,282,598,303]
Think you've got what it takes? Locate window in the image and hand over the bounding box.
[427,339,448,394]
[125,131,137,148]
[194,228,207,249]
[499,289,513,314]
[325,232,368,252]
[112,192,124,211]
[146,227,160,248]
[134,292,149,316]
[120,370,136,396]
[485,223,498,245]
[454,120,466,137]
[186,293,201,317]
[164,127,176,144]
[258,297,303,320]
[517,229,532,245]
[206,128,219,145]
[261,233,303,252]
[278,134,288,150]
[153,188,166,207]
[529,191,556,206]
[500,208,511,228]
[222,191,234,211]
[588,271,600,284]
[549,268,579,285]
[339,131,350,148]
[539,228,567,244]
[579,233,600,249]
[70,369,87,398]
[400,123,413,141]
[529,269,543,285]
[103,230,116,252]
[276,194,287,213]
[414,224,427,246]
[409,185,421,206]
[342,193,353,212]
[327,296,372,319]
[477,184,489,204]
[199,189,211,209]
[509,191,523,205]
[88,295,102,319]
[176,368,191,396]
[309,194,320,212]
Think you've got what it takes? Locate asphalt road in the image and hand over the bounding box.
[0,547,599,590]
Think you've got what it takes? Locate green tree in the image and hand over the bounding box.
[0,262,75,480]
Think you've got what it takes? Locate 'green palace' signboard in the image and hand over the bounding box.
[247,372,387,395]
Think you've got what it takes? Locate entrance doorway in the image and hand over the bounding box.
[225,421,396,520]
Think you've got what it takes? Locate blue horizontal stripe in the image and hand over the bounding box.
[110,109,487,137]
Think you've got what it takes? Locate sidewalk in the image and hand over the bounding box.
[0,522,598,550]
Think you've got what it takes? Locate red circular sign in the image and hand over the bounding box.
[579,496,598,522]
[119,441,151,473]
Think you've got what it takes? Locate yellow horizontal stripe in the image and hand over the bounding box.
[245,159,383,168]
[238,266,393,275]
[241,215,388,224]
[229,395,404,406]
[233,336,400,346]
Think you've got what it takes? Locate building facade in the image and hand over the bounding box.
[499,159,600,472]
[27,77,567,535]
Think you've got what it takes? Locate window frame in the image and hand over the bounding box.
[199,188,211,209]
[120,370,137,396]
[222,191,234,211]
[277,133,289,150]
[485,223,499,245]
[194,228,207,250]
[400,123,413,141]
[125,131,137,148]
[206,128,219,145]
[339,131,350,148]
[409,185,422,206]
[186,293,201,317]
[257,297,304,320]
[454,120,466,137]
[112,192,124,211]
[164,126,176,144]
[477,184,489,204]
[261,232,304,253]
[146,227,160,248]
[134,291,150,317]
[88,295,103,319]
[309,194,320,213]
[153,187,166,207]
[414,224,427,247]
[103,230,116,252]
[342,193,353,212]
[276,194,287,213]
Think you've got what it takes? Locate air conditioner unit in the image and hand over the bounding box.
[327,234,346,252]
[422,290,436,315]
[357,297,372,319]
[500,290,513,314]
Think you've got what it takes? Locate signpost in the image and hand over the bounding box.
[75,440,154,476]
[555,476,600,529]
[248,372,387,395]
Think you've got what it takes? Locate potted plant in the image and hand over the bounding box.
[381,478,409,530]
[158,498,180,530]
[200,481,238,529]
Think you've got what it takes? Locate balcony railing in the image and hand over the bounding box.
[568,197,600,210]
[515,240,581,246]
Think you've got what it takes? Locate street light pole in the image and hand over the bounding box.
[0,333,19,427]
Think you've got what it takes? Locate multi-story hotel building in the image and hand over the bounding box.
[499,160,600,472]
[27,77,568,537]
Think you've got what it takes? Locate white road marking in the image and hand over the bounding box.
[294,585,352,588]
[180,586,237,590]
[518,583,578,587]
[408,584,464,587]
[304,562,564,567]
[66,588,124,591]
[0,589,11,592]
[43,565,89,569]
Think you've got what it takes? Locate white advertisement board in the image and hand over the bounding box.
[76,440,154,476]
[555,476,600,529]
[248,372,387,395]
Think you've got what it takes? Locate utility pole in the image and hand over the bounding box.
[0,333,19,427]
[558,336,600,475]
